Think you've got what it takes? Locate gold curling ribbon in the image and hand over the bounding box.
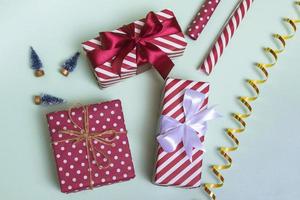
[203,2,300,199]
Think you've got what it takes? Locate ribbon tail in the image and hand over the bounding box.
[137,43,174,79]
[110,24,138,75]
[187,106,222,133]
[182,126,204,162]
[193,106,222,123]
[111,41,136,75]
[151,52,174,79]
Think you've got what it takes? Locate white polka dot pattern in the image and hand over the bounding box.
[187,0,221,40]
[46,100,135,193]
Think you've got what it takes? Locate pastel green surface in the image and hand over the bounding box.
[0,0,300,199]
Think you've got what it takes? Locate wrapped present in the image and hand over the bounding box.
[82,9,187,88]
[46,100,135,193]
[153,78,220,188]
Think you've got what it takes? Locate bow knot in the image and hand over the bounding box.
[87,11,183,79]
[157,89,221,161]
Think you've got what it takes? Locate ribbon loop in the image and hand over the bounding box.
[87,11,182,79]
[157,89,221,161]
[183,89,206,120]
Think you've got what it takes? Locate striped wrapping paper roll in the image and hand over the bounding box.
[153,78,209,188]
[201,0,254,75]
[187,0,221,40]
[82,9,187,88]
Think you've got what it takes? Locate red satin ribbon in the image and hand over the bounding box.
[87,11,182,79]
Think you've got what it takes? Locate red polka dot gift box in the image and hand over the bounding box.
[46,100,135,193]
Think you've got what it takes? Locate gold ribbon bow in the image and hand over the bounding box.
[203,2,300,199]
[53,105,125,189]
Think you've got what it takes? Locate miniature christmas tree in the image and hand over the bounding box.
[30,46,45,77]
[34,93,65,106]
[60,52,80,76]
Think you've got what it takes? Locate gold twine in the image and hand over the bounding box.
[203,2,300,199]
[53,105,125,189]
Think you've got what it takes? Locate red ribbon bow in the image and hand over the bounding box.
[87,11,182,79]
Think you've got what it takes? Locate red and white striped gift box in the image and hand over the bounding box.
[82,9,187,88]
[200,0,254,74]
[153,78,209,188]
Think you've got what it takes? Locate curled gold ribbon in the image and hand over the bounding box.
[53,105,125,189]
[203,2,300,199]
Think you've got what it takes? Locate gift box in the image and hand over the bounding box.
[46,100,135,193]
[153,78,219,188]
[82,9,187,88]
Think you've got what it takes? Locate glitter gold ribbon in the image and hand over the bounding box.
[203,2,300,199]
[53,105,125,189]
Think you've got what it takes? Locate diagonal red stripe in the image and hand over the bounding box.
[173,158,203,187]
[158,150,203,185]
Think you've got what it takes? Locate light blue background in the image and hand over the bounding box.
[1,0,300,199]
